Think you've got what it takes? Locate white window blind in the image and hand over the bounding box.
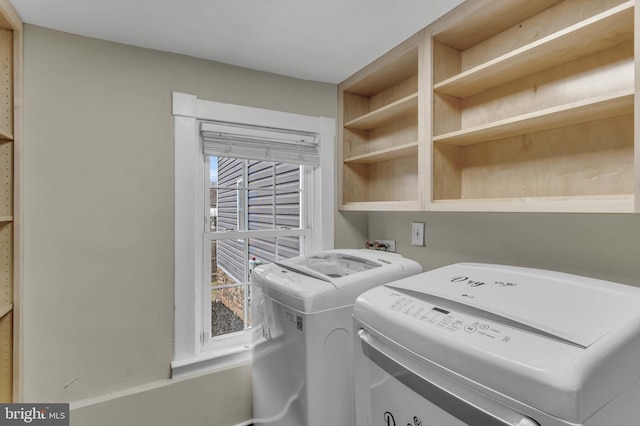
[200,121,320,166]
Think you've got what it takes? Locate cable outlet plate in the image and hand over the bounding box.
[374,239,396,253]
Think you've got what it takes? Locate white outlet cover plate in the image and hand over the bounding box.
[411,222,425,246]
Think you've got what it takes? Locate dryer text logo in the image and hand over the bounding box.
[383,411,422,426]
[451,276,518,288]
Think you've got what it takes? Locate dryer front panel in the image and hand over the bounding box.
[355,329,548,426]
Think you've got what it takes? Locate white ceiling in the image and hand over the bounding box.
[10,0,464,84]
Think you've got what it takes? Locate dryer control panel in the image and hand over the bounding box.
[389,294,515,345]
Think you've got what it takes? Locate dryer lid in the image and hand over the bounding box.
[388,263,640,348]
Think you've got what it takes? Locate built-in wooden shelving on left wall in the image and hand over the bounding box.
[0,0,22,403]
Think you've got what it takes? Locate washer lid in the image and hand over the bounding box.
[388,263,640,348]
[276,251,381,283]
[252,249,422,313]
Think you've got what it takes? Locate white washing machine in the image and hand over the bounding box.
[251,249,422,426]
[353,263,640,426]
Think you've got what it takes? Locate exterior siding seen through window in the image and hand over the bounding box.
[216,157,301,284]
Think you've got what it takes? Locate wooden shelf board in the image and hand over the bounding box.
[340,200,420,212]
[0,127,12,141]
[434,90,634,146]
[0,304,11,319]
[431,194,634,213]
[0,216,12,223]
[434,2,634,98]
[344,93,418,131]
[344,141,418,165]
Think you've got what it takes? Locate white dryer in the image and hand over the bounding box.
[251,249,422,426]
[353,263,640,426]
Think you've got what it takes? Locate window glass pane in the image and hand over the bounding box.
[277,236,303,260]
[209,187,218,232]
[249,238,276,266]
[248,189,274,230]
[216,188,241,231]
[215,239,247,284]
[209,240,217,285]
[216,157,243,186]
[247,160,274,189]
[208,157,218,232]
[247,237,303,264]
[213,156,246,231]
[274,163,300,229]
[209,156,218,186]
[211,285,248,337]
[275,163,300,190]
[211,238,250,337]
[276,190,300,229]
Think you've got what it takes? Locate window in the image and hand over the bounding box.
[207,157,307,339]
[171,92,335,376]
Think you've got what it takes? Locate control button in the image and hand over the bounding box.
[479,324,489,330]
[464,325,477,333]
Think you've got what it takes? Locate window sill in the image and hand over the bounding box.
[171,341,251,378]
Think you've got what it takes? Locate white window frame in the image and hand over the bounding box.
[236,176,245,231]
[171,92,335,377]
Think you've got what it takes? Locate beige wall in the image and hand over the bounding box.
[22,24,337,425]
[367,212,640,287]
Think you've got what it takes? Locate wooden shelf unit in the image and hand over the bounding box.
[339,32,423,211]
[430,0,636,212]
[0,0,22,403]
[338,0,638,213]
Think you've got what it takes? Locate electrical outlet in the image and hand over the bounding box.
[411,222,425,246]
[374,239,396,253]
